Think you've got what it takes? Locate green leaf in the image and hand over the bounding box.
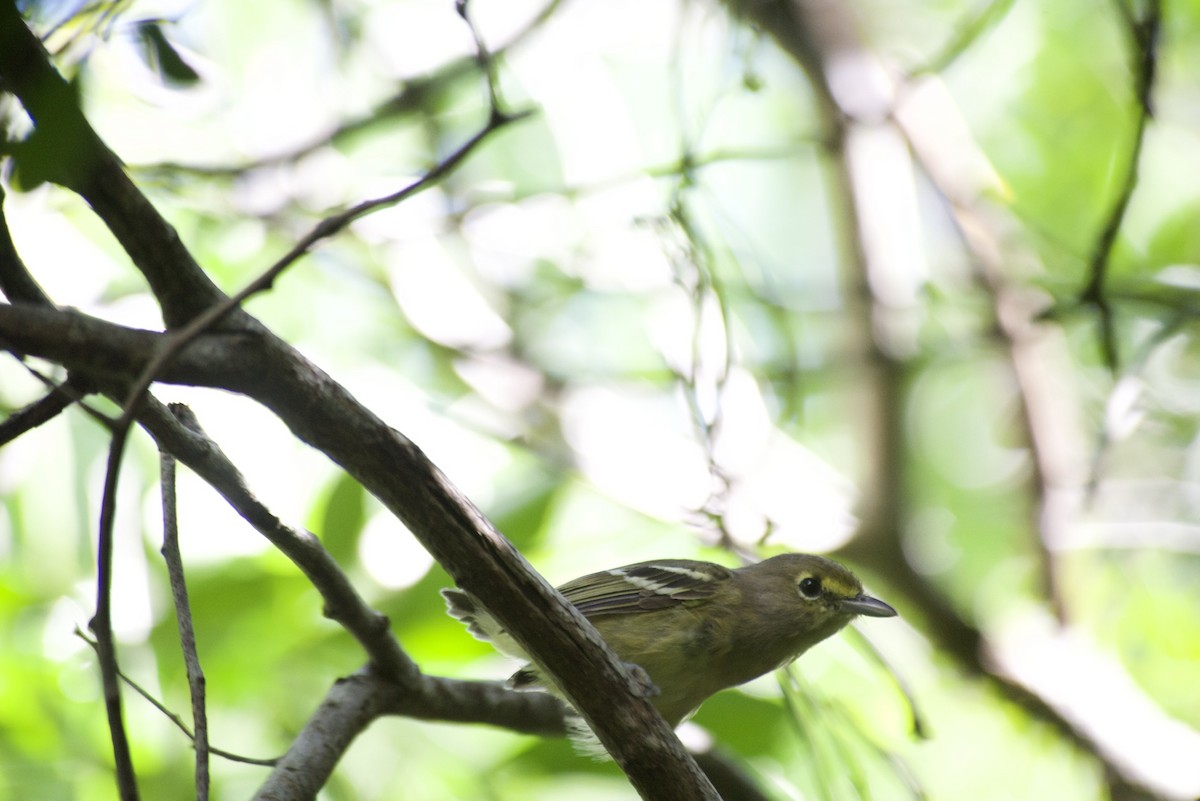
[312,473,367,564]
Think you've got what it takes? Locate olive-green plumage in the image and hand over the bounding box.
[443,553,896,727]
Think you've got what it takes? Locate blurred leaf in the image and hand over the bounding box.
[312,472,366,565]
[691,691,789,757]
[488,462,561,550]
[134,21,201,88]
[3,76,88,191]
[1146,201,1200,269]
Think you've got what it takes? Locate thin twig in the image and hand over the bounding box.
[1078,0,1161,372]
[77,629,279,767]
[6,164,135,792]
[457,0,502,114]
[0,321,110,436]
[0,301,151,801]
[156,401,419,683]
[661,200,741,552]
[0,375,82,445]
[91,421,140,801]
[110,103,533,456]
[159,445,210,800]
[913,0,1017,76]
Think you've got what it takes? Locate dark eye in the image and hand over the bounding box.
[798,576,822,599]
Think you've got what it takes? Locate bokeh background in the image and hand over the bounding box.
[2,0,1200,798]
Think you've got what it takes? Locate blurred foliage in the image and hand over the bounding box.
[2,0,1200,799]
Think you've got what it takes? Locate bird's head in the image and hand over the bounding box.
[743,553,896,651]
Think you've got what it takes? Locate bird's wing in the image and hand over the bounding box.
[558,559,732,617]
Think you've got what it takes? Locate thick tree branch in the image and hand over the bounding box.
[0,7,710,767]
[0,308,718,798]
[254,671,389,801]
[0,304,246,383]
[0,5,712,795]
[109,395,570,786]
[256,670,568,801]
[375,674,571,736]
[211,333,719,798]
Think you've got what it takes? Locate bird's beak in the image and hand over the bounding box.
[840,593,897,618]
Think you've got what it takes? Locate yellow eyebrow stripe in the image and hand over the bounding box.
[816,576,861,597]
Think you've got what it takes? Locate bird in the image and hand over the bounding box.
[442,553,897,728]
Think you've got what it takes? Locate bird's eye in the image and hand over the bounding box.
[798,576,822,599]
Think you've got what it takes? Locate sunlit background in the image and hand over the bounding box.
[2,0,1200,798]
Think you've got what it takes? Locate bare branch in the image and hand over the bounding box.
[30,84,534,724]
[92,414,140,801]
[252,673,402,801]
[0,373,89,446]
[256,671,565,801]
[9,315,713,796]
[0,304,246,385]
[0,303,719,799]
[159,445,210,801]
[376,673,571,736]
[150,401,419,683]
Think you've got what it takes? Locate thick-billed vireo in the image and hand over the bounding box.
[443,553,897,728]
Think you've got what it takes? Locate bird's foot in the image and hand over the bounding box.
[623,662,660,699]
